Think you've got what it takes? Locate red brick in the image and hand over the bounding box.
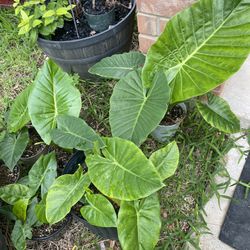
[137,0,195,17]
[213,84,225,96]
[159,18,169,34]
[139,34,157,54]
[137,13,157,36]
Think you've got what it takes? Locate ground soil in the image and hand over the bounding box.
[21,127,46,158]
[52,0,131,40]
[0,164,19,187]
[160,105,185,126]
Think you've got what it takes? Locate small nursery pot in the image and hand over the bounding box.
[65,151,118,240]
[20,127,49,167]
[31,214,72,242]
[72,210,118,240]
[151,103,187,143]
[20,146,48,167]
[84,6,115,32]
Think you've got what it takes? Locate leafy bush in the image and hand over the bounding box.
[14,0,73,43]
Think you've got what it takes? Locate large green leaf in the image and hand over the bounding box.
[142,0,250,103]
[0,184,30,205]
[28,152,57,198]
[86,137,164,201]
[26,197,39,227]
[80,193,117,227]
[7,84,33,133]
[196,94,240,133]
[110,70,171,146]
[149,141,179,181]
[0,129,29,171]
[35,194,48,224]
[28,59,81,144]
[117,193,161,250]
[12,199,29,222]
[11,220,32,250]
[51,115,104,151]
[89,52,146,79]
[46,167,91,224]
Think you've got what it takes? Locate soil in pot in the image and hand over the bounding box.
[21,127,46,160]
[51,146,72,174]
[32,216,71,241]
[0,163,19,187]
[52,0,131,41]
[160,105,186,126]
[84,0,114,15]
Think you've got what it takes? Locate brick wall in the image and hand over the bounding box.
[137,0,195,53]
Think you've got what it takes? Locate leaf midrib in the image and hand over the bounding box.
[163,1,242,72]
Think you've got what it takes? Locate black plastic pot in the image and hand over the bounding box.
[72,210,118,240]
[64,151,119,240]
[151,103,187,143]
[20,126,49,167]
[31,214,72,242]
[37,0,136,79]
[20,146,49,167]
[84,6,115,32]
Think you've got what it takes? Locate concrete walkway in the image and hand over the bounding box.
[191,56,250,249]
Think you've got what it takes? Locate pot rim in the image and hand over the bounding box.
[31,214,72,241]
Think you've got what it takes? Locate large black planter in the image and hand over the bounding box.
[37,0,136,79]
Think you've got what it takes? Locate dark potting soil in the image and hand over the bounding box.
[160,106,185,126]
[21,128,45,158]
[52,0,131,41]
[32,218,67,238]
[51,146,72,174]
[0,164,19,187]
[84,0,114,15]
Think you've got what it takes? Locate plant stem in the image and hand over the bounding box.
[68,0,80,39]
[92,0,95,9]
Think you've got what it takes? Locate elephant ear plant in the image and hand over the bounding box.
[44,115,179,250]
[0,152,57,250]
[0,59,81,171]
[89,0,250,145]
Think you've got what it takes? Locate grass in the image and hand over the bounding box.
[0,9,44,115]
[0,8,239,250]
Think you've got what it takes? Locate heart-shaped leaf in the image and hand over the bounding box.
[117,193,161,250]
[110,70,171,146]
[89,52,145,79]
[143,0,250,103]
[80,193,117,227]
[0,184,30,205]
[86,137,164,201]
[51,115,104,151]
[0,129,29,171]
[7,84,33,133]
[149,141,179,181]
[11,220,32,250]
[196,94,240,133]
[28,152,57,198]
[12,199,29,222]
[46,167,91,224]
[28,59,81,144]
